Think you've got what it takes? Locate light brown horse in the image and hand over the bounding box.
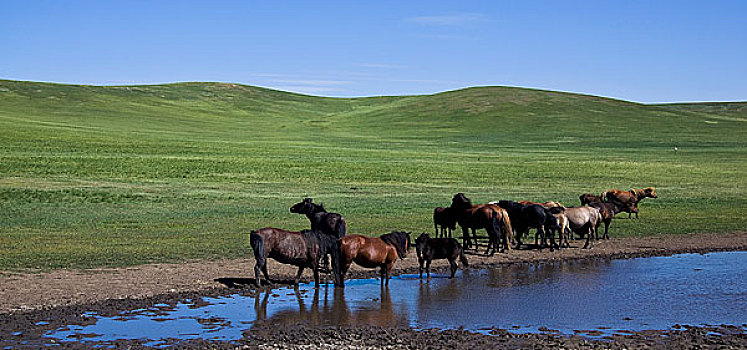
[602,187,658,218]
[333,231,410,288]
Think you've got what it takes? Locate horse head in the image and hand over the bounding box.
[414,232,431,257]
[451,193,472,209]
[290,198,316,214]
[381,231,411,259]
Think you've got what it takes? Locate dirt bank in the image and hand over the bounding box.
[2,231,746,313]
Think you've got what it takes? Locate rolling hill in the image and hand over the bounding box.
[0,80,744,269]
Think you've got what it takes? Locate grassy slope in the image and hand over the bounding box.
[0,80,745,270]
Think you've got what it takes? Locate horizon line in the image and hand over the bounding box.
[1,77,745,105]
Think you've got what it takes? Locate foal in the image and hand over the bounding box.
[415,233,469,279]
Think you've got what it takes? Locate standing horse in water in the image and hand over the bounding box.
[333,231,410,288]
[415,233,469,279]
[250,227,336,287]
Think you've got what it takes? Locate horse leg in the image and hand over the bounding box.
[261,262,271,285]
[461,225,469,251]
[603,220,610,240]
[254,261,263,287]
[449,258,457,278]
[425,258,432,279]
[583,225,594,249]
[294,266,304,286]
[418,256,424,279]
[312,262,320,288]
[434,223,439,237]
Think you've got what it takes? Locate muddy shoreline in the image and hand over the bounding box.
[1,232,746,349]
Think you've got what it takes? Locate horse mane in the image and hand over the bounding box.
[316,202,327,213]
[380,231,410,259]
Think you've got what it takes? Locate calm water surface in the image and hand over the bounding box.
[47,251,747,344]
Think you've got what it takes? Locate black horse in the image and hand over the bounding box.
[497,200,563,249]
[290,198,347,238]
[249,227,337,288]
[415,233,469,279]
[290,198,347,270]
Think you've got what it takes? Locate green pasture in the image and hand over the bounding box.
[0,80,745,270]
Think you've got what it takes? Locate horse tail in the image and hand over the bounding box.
[458,244,469,267]
[499,209,513,248]
[250,231,264,264]
[249,231,265,285]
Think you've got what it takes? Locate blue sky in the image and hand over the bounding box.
[2,1,745,103]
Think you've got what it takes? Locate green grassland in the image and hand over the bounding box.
[0,80,745,270]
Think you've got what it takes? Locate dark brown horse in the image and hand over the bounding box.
[433,206,457,238]
[415,233,469,279]
[450,193,513,255]
[333,231,410,288]
[250,227,336,287]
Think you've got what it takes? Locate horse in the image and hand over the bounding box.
[562,206,602,249]
[516,200,565,209]
[433,206,457,238]
[333,231,410,288]
[290,198,347,238]
[602,187,657,219]
[290,198,347,270]
[450,193,513,255]
[497,200,564,249]
[249,227,337,288]
[415,233,469,279]
[579,194,631,240]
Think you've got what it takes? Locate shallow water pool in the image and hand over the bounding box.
[46,251,747,344]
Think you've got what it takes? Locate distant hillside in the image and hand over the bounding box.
[1,79,745,269]
[653,102,747,121]
[2,80,742,147]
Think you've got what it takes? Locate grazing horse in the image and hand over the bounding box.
[433,206,457,238]
[334,231,410,288]
[415,233,469,279]
[450,193,513,255]
[602,187,657,219]
[250,227,337,287]
[563,206,602,249]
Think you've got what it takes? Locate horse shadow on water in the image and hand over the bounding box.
[250,284,408,329]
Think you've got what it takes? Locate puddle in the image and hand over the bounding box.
[45,251,746,344]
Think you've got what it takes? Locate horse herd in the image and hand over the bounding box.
[249,187,658,289]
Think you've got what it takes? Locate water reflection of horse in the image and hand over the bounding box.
[252,286,408,329]
[333,231,411,287]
